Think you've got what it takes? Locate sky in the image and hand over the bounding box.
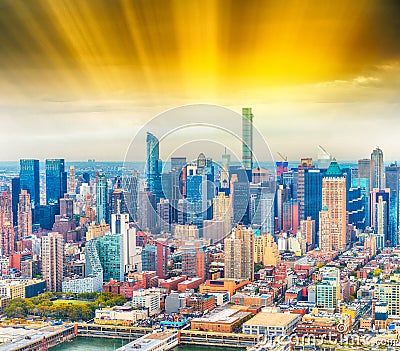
[0,0,400,162]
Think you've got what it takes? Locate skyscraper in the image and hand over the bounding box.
[17,190,32,240]
[0,191,15,256]
[224,224,254,281]
[45,159,67,204]
[146,132,163,202]
[385,163,400,246]
[19,159,40,206]
[371,147,384,189]
[320,160,347,252]
[11,177,20,226]
[138,191,157,231]
[242,107,253,172]
[67,165,77,194]
[122,170,139,221]
[212,192,231,237]
[41,232,64,292]
[96,173,108,224]
[253,232,280,267]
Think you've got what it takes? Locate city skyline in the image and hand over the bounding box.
[0,1,400,160]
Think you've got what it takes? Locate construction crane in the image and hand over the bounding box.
[277,152,287,162]
[318,145,331,158]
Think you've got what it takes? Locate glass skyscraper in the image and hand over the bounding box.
[45,159,67,204]
[19,159,40,206]
[146,132,163,202]
[96,173,108,224]
[242,107,253,172]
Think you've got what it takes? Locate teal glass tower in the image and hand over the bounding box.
[242,107,253,172]
[96,173,108,224]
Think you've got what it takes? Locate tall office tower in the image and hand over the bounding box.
[319,207,332,252]
[177,199,188,225]
[17,190,32,240]
[161,169,181,223]
[375,195,388,241]
[300,217,316,249]
[385,163,400,246]
[220,152,230,189]
[59,195,73,219]
[0,191,15,256]
[109,189,129,222]
[371,147,384,189]
[181,242,209,282]
[303,169,325,231]
[45,159,67,204]
[370,188,390,227]
[250,185,274,234]
[276,185,290,231]
[224,224,254,281]
[347,186,366,231]
[41,232,64,292]
[141,240,168,279]
[122,227,140,277]
[11,177,20,226]
[96,173,108,224]
[122,171,139,221]
[171,156,187,172]
[0,191,13,225]
[146,132,163,202]
[320,160,347,252]
[138,191,157,231]
[253,232,280,267]
[242,107,253,173]
[186,174,208,229]
[212,192,231,237]
[316,267,340,310]
[282,199,299,233]
[297,158,315,220]
[358,159,373,185]
[19,159,40,206]
[157,198,171,233]
[231,174,250,225]
[67,165,76,194]
[111,210,129,236]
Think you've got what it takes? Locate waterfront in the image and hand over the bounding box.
[50,337,245,351]
[50,337,129,350]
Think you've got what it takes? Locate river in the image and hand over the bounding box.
[50,337,245,350]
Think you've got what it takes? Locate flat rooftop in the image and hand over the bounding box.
[0,325,70,351]
[243,312,300,327]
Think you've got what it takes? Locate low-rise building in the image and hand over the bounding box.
[95,306,148,326]
[242,312,301,336]
[191,308,252,333]
[131,289,161,316]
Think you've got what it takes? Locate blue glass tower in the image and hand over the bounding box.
[11,177,20,226]
[96,173,108,224]
[19,159,40,206]
[146,132,163,202]
[45,159,67,204]
[303,168,326,231]
[385,164,400,246]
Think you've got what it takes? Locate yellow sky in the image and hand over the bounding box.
[0,0,399,160]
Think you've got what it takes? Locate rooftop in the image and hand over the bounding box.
[243,312,300,327]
